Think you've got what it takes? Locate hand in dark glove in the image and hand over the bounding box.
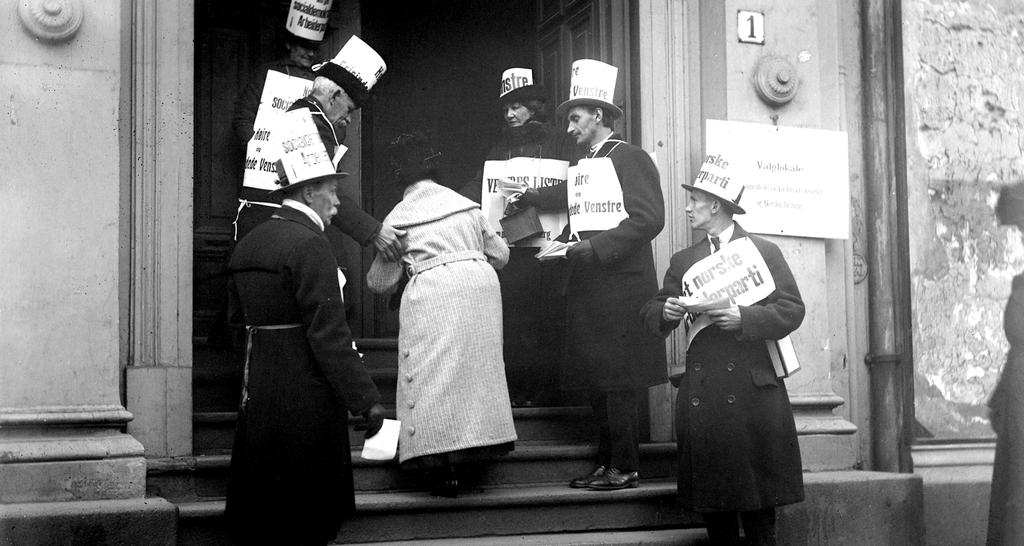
[566,239,597,265]
[362,403,386,439]
[520,187,541,207]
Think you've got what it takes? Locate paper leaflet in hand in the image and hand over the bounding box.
[676,237,778,371]
[500,178,529,196]
[361,418,401,461]
[534,233,580,261]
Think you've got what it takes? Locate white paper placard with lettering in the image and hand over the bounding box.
[480,158,570,246]
[242,70,313,191]
[679,237,776,349]
[480,160,508,239]
[567,157,628,234]
[705,119,850,239]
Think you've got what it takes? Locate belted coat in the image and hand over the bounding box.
[225,205,381,544]
[541,135,668,391]
[367,180,518,463]
[641,223,804,512]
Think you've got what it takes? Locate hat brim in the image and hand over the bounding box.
[681,184,746,215]
[270,171,350,196]
[498,85,548,106]
[555,98,623,119]
[285,33,325,50]
[313,62,372,108]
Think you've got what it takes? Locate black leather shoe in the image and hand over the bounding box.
[569,465,607,488]
[586,467,639,490]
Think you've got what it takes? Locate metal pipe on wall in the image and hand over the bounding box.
[860,0,914,473]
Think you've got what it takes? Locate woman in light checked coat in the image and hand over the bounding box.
[367,132,517,497]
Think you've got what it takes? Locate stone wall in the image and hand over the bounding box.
[903,0,1024,438]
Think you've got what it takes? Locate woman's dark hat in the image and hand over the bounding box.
[270,109,349,196]
[312,35,386,108]
[997,184,1024,227]
[498,68,547,106]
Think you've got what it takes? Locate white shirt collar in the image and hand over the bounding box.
[708,222,736,249]
[282,198,325,232]
[588,133,614,157]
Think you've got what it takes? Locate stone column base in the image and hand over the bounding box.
[0,497,176,546]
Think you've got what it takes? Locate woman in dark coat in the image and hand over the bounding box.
[463,70,577,406]
[987,184,1024,545]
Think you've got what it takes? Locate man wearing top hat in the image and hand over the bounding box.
[231,2,326,243]
[639,159,805,545]
[538,59,667,491]
[232,27,405,290]
[287,35,406,278]
[467,67,576,407]
[225,109,386,546]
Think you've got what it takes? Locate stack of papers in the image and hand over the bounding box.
[678,296,731,313]
[500,178,528,196]
[534,240,577,261]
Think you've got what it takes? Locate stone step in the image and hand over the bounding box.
[193,405,598,454]
[148,442,678,502]
[343,529,710,545]
[173,471,925,546]
[175,479,698,545]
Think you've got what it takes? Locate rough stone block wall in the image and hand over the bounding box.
[904,0,1024,438]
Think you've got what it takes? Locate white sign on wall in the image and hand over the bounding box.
[705,119,850,239]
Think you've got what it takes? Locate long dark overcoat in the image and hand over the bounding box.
[641,224,804,512]
[225,205,381,544]
[547,135,667,391]
[987,273,1024,545]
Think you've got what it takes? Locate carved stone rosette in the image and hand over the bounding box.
[753,55,799,107]
[18,0,83,42]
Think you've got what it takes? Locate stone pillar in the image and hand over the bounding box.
[122,0,195,460]
[636,0,862,467]
[0,2,175,543]
[701,0,862,469]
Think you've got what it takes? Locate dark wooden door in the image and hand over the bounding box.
[194,0,288,346]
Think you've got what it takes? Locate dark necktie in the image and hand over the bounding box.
[710,236,721,252]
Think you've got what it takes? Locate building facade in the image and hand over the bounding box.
[2,0,1011,544]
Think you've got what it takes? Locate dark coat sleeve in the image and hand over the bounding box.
[232,68,266,146]
[736,237,805,341]
[285,236,381,414]
[588,146,665,264]
[640,250,689,337]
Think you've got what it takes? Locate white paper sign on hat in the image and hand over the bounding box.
[682,153,746,214]
[315,35,387,91]
[273,109,346,193]
[499,68,533,100]
[556,59,623,118]
[285,0,333,42]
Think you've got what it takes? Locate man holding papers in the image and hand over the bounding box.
[551,60,667,491]
[640,156,805,546]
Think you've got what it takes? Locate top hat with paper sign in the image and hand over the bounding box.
[312,35,386,108]
[284,0,332,49]
[682,153,746,215]
[555,59,624,119]
[498,68,547,106]
[271,109,349,196]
